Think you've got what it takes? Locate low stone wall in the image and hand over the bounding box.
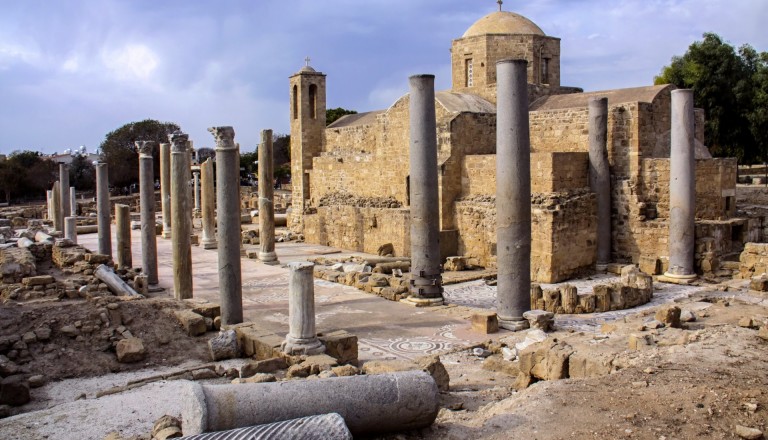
[739,243,768,279]
[531,267,653,314]
[0,247,37,283]
[314,268,411,302]
[304,206,410,257]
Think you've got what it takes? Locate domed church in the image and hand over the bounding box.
[288,5,743,282]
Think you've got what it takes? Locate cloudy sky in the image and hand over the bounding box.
[1,0,766,155]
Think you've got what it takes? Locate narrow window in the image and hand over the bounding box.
[309,84,317,119]
[292,85,298,120]
[541,58,550,84]
[465,59,474,87]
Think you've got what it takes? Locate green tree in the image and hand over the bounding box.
[100,119,180,188]
[655,33,768,163]
[326,107,357,126]
[273,133,290,167]
[70,154,96,191]
[0,150,56,203]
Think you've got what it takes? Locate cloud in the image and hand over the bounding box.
[101,43,159,82]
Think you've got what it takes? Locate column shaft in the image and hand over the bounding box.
[589,97,611,268]
[193,171,201,212]
[407,74,443,305]
[171,134,193,299]
[200,158,217,249]
[51,182,62,232]
[137,141,159,284]
[160,143,172,238]
[210,126,243,324]
[666,89,696,278]
[258,129,278,264]
[96,163,112,257]
[496,59,531,331]
[282,262,324,355]
[59,163,70,220]
[115,204,132,269]
[64,216,77,243]
[46,190,53,221]
[69,187,77,217]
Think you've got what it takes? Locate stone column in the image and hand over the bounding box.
[95,162,112,257]
[495,59,531,331]
[64,217,77,243]
[193,171,201,214]
[137,141,159,285]
[115,203,132,269]
[51,182,62,232]
[282,262,324,355]
[406,74,443,306]
[665,89,697,279]
[59,163,71,220]
[200,158,217,249]
[170,133,193,299]
[160,142,172,239]
[258,129,279,265]
[46,190,53,221]
[209,126,242,324]
[589,97,611,270]
[69,187,77,217]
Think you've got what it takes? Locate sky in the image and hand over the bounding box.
[0,0,766,155]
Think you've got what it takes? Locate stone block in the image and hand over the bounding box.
[560,284,578,314]
[523,310,555,331]
[0,375,30,406]
[22,275,54,286]
[185,300,221,318]
[416,355,449,392]
[209,330,240,361]
[319,330,358,364]
[568,351,613,378]
[85,253,110,264]
[655,305,681,328]
[749,274,768,292]
[471,311,499,334]
[361,360,417,375]
[301,354,339,375]
[116,338,146,363]
[173,310,207,336]
[639,256,661,275]
[443,256,467,272]
[518,341,573,381]
[240,357,288,378]
[482,354,521,376]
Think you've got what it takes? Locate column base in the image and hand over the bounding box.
[281,336,326,356]
[400,297,444,307]
[498,318,530,332]
[201,240,218,250]
[595,263,609,272]
[259,252,280,265]
[659,271,697,285]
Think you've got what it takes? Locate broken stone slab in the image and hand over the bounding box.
[22,275,54,287]
[180,371,438,436]
[16,237,34,248]
[749,274,768,292]
[318,330,358,364]
[174,310,208,336]
[240,358,288,378]
[94,264,142,297]
[655,305,682,328]
[116,337,147,363]
[372,261,410,274]
[34,231,54,243]
[180,413,352,440]
[523,310,555,332]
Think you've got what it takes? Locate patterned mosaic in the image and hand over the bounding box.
[357,325,468,361]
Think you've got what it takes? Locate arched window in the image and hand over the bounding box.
[309,84,317,119]
[292,85,298,120]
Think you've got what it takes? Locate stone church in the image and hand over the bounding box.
[289,8,747,283]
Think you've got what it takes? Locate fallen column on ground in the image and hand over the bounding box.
[210,126,242,324]
[94,264,142,297]
[495,59,531,331]
[406,74,443,306]
[180,371,439,436]
[170,132,193,299]
[137,141,159,285]
[179,413,352,440]
[282,262,324,355]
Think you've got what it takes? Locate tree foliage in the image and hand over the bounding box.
[99,119,180,188]
[655,33,768,163]
[326,107,357,126]
[0,150,56,203]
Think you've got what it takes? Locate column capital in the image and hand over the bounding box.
[135,141,157,158]
[169,132,189,153]
[209,126,237,151]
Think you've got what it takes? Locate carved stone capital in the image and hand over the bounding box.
[169,132,189,153]
[135,141,157,157]
[208,126,237,151]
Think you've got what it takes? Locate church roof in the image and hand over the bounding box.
[462,11,545,38]
[435,91,495,113]
[530,85,674,111]
[327,110,385,128]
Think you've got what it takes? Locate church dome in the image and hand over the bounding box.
[462,11,545,38]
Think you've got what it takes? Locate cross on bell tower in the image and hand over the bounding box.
[497,0,503,11]
[304,56,311,67]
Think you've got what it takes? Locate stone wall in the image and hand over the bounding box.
[739,243,768,278]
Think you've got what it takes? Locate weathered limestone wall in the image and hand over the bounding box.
[739,243,768,278]
[304,206,410,257]
[640,158,736,221]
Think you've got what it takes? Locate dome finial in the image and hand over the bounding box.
[304,56,311,67]
[497,0,503,12]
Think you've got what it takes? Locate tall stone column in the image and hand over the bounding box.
[665,89,697,279]
[193,171,201,214]
[59,163,71,220]
[406,74,443,306]
[95,162,112,257]
[46,190,53,221]
[282,262,325,355]
[64,217,77,244]
[589,97,611,270]
[69,187,77,217]
[115,204,132,269]
[170,133,193,299]
[496,59,531,331]
[258,129,279,265]
[209,126,243,324]
[137,141,159,285]
[160,142,172,239]
[200,158,217,249]
[51,182,62,232]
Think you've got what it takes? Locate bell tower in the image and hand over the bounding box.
[289,59,326,231]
